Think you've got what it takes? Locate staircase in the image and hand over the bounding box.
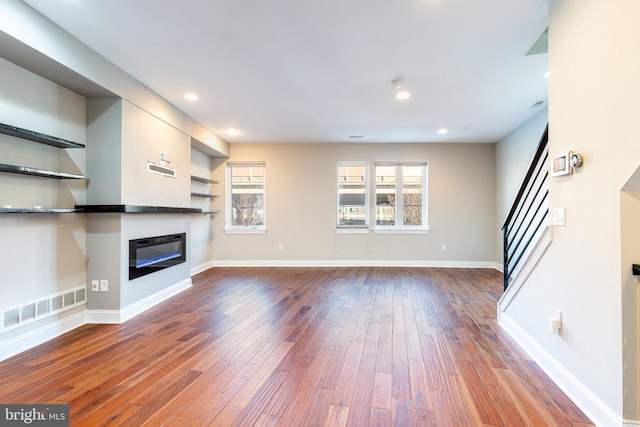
[502,125,549,291]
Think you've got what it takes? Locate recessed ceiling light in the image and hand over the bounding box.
[184,93,199,101]
[396,91,411,100]
[437,128,448,135]
[228,127,240,135]
[544,71,550,78]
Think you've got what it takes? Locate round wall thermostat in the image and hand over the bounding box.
[570,153,583,168]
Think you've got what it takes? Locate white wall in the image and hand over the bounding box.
[86,98,122,204]
[494,108,548,264]
[190,149,216,274]
[0,0,228,158]
[0,56,87,345]
[213,142,497,266]
[85,98,195,311]
[500,1,640,424]
[120,100,191,207]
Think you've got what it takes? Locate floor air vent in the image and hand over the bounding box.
[1,285,86,331]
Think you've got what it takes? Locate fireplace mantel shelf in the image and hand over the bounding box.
[76,205,202,214]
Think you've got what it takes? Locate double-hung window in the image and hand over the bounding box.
[375,162,428,230]
[226,162,266,233]
[337,162,369,228]
[336,161,428,232]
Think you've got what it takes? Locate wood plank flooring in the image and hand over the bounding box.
[0,267,594,426]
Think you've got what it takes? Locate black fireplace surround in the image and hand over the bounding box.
[129,233,186,280]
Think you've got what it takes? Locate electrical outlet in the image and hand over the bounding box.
[91,280,99,292]
[100,279,109,292]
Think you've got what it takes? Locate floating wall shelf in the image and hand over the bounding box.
[0,208,82,214]
[190,175,220,184]
[0,122,85,149]
[190,192,220,199]
[0,163,84,179]
[77,205,202,214]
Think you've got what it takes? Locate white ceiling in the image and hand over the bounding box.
[22,0,548,144]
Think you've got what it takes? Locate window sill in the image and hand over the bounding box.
[224,228,267,234]
[335,227,371,234]
[373,228,430,234]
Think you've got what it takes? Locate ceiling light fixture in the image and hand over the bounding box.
[184,93,199,101]
[437,128,448,135]
[391,79,404,90]
[228,127,240,135]
[391,79,411,100]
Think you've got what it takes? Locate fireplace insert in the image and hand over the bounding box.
[129,233,186,280]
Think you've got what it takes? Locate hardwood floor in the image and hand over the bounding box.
[0,267,593,426]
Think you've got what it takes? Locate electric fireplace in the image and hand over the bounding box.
[129,233,186,280]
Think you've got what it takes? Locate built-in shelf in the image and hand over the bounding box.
[0,208,82,214]
[198,209,221,215]
[0,122,85,149]
[190,175,219,184]
[190,192,220,199]
[76,205,202,214]
[0,123,86,214]
[0,163,84,179]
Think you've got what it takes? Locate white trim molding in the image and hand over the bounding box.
[0,279,192,362]
[499,311,623,427]
[86,278,193,324]
[191,260,215,277]
[498,225,552,312]
[0,310,86,362]
[210,259,501,269]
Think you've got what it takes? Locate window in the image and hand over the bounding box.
[226,163,266,233]
[337,163,369,228]
[375,162,428,230]
[336,161,428,232]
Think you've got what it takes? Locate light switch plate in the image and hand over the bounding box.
[553,208,565,226]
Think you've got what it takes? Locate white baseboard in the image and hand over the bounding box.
[0,279,192,362]
[498,226,552,312]
[498,311,623,427]
[86,278,193,324]
[0,310,86,362]
[209,259,501,269]
[191,260,215,276]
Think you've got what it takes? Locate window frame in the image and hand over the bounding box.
[336,161,370,230]
[225,162,267,234]
[374,161,429,233]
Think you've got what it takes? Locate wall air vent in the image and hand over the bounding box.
[1,285,87,331]
[147,161,176,178]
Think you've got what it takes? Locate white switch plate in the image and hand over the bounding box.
[553,208,566,226]
[91,280,99,292]
[100,279,108,292]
